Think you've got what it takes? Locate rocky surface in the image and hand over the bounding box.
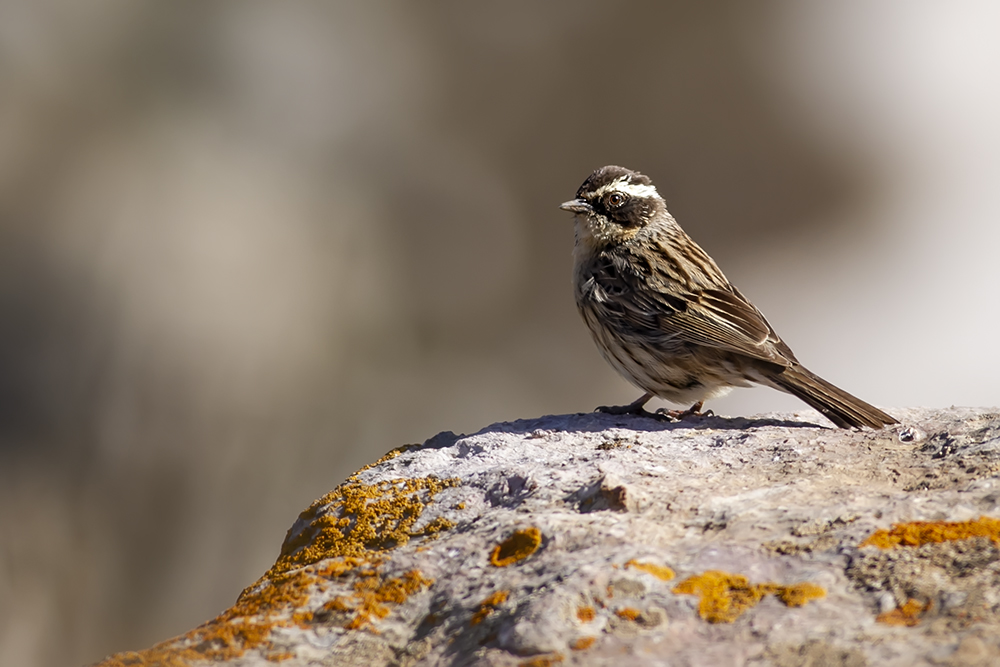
[93,407,1000,667]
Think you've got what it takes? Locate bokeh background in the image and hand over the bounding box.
[2,1,999,665]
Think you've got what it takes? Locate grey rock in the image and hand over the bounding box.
[93,407,1000,667]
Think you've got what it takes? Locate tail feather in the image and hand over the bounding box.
[769,365,897,429]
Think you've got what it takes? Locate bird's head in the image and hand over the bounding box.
[560,165,668,247]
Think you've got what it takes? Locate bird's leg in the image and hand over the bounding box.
[596,392,654,416]
[655,401,713,421]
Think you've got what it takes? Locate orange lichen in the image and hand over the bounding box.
[773,583,826,607]
[265,650,296,661]
[571,636,597,650]
[95,468,457,667]
[99,567,327,666]
[673,571,763,623]
[672,571,825,623]
[490,527,542,566]
[519,654,564,667]
[323,596,353,613]
[228,569,314,621]
[291,611,314,627]
[615,607,642,621]
[270,476,459,579]
[481,590,510,607]
[471,590,510,625]
[860,516,1000,549]
[334,570,434,630]
[625,559,676,581]
[313,557,366,579]
[576,606,596,622]
[877,599,932,626]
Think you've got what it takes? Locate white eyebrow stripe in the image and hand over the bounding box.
[592,178,660,200]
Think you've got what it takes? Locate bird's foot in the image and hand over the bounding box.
[654,401,713,422]
[595,392,654,417]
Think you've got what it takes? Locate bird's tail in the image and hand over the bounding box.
[768,365,897,429]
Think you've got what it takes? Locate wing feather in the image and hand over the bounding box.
[586,247,797,366]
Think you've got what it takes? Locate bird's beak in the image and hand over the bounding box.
[559,198,592,214]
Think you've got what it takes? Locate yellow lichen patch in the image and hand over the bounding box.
[625,559,675,581]
[291,611,314,627]
[313,557,366,579]
[230,569,314,619]
[322,596,353,613]
[774,583,826,607]
[98,649,192,667]
[576,606,596,622]
[571,636,597,650]
[519,654,564,667]
[266,650,296,661]
[673,571,764,623]
[96,472,457,666]
[615,607,642,621]
[95,571,315,666]
[860,516,1000,549]
[877,599,932,626]
[327,570,434,631]
[271,476,459,579]
[490,527,542,566]
[471,590,510,625]
[672,571,826,623]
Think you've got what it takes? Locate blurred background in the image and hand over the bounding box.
[1,1,999,664]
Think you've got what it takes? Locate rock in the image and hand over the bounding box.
[92,407,1000,667]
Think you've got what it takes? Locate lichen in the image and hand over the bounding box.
[490,527,542,566]
[672,571,825,623]
[615,607,642,621]
[265,650,296,661]
[624,559,675,581]
[848,533,1000,629]
[571,637,596,650]
[519,654,564,667]
[271,476,459,578]
[95,458,459,667]
[576,606,596,622]
[98,568,318,667]
[470,589,509,625]
[861,516,1000,549]
[326,570,435,630]
[773,583,826,608]
[877,599,932,626]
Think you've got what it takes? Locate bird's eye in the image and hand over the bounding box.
[607,192,627,207]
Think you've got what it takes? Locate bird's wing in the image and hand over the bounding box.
[590,251,797,366]
[659,287,796,366]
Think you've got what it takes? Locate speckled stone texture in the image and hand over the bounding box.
[93,407,1000,667]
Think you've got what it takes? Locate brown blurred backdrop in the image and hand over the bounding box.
[2,2,999,665]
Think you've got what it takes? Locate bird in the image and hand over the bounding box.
[560,165,897,429]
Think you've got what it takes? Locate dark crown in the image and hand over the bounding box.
[576,165,653,198]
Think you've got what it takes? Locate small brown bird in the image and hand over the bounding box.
[561,165,896,429]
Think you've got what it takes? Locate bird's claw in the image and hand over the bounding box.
[654,402,711,422]
[595,392,654,417]
[595,395,710,423]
